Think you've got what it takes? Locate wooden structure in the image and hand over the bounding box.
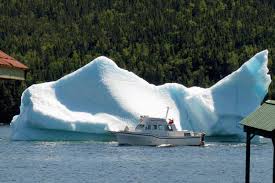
[241,100,275,183]
[0,50,28,80]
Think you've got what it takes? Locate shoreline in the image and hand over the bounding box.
[0,123,9,126]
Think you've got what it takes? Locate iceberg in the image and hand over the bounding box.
[11,50,271,140]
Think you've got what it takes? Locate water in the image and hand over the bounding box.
[0,126,273,183]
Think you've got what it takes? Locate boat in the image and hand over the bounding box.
[110,109,205,146]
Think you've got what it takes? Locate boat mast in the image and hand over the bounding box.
[165,106,169,119]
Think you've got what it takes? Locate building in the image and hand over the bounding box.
[0,50,28,80]
[241,100,275,183]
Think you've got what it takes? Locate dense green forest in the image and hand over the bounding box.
[0,0,274,123]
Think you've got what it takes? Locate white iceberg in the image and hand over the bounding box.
[11,50,271,140]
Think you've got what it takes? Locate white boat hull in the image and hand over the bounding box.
[113,132,204,146]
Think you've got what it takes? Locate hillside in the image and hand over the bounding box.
[0,0,274,123]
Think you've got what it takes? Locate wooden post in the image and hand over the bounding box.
[246,129,251,183]
[272,137,275,183]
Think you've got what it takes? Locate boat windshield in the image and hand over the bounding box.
[136,124,145,130]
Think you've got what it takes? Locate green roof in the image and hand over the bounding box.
[241,100,275,132]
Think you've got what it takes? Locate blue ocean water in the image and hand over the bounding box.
[0,126,273,183]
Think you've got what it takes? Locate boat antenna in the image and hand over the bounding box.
[165,106,169,119]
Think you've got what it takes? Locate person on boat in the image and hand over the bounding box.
[168,119,174,131]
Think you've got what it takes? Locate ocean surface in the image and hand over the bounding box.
[0,126,273,183]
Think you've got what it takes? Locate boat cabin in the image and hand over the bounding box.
[136,116,177,132]
[113,112,205,146]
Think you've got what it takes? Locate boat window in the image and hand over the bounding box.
[136,124,145,130]
[153,125,157,130]
[145,125,151,130]
[158,125,164,130]
[184,132,191,136]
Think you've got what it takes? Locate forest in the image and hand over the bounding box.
[0,0,274,123]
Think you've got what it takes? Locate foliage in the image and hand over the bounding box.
[0,0,274,123]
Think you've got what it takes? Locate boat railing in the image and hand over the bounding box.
[168,131,203,137]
